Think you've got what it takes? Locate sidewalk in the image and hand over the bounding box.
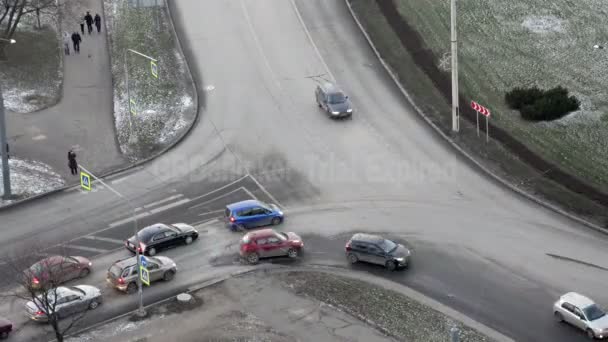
[6,0,126,183]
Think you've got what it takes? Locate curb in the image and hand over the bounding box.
[342,0,607,235]
[0,0,200,212]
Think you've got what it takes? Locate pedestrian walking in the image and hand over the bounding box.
[94,13,102,33]
[5,143,9,160]
[84,11,94,34]
[68,149,78,175]
[80,19,85,35]
[62,31,70,55]
[71,32,82,53]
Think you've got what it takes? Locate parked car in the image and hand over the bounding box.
[0,318,12,339]
[315,82,353,119]
[240,228,303,264]
[125,223,198,256]
[225,200,284,231]
[345,233,410,271]
[106,256,177,293]
[554,292,608,339]
[25,285,102,322]
[24,256,92,290]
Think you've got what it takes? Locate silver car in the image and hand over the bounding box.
[25,285,102,322]
[106,256,177,293]
[554,292,608,339]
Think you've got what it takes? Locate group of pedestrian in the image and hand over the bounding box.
[63,11,102,55]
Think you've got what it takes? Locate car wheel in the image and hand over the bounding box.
[185,236,193,245]
[347,253,358,264]
[271,217,282,226]
[163,270,175,281]
[287,248,298,258]
[385,260,397,271]
[89,300,99,310]
[127,282,137,294]
[554,312,563,322]
[0,331,8,339]
[79,268,90,278]
[147,247,156,256]
[247,253,259,264]
[587,329,596,339]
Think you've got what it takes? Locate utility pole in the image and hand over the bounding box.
[0,38,16,200]
[78,165,146,317]
[450,0,459,132]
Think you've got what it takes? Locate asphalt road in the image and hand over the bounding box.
[0,0,607,341]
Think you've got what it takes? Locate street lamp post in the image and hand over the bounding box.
[0,37,16,200]
[124,48,158,143]
[78,165,146,316]
[450,0,459,132]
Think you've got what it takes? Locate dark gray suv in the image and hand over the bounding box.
[315,82,353,118]
[345,233,411,271]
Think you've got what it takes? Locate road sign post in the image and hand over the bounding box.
[80,171,92,191]
[470,101,491,143]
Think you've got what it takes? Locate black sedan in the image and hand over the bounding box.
[125,223,199,256]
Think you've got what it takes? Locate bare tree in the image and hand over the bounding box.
[3,246,100,342]
[0,0,58,58]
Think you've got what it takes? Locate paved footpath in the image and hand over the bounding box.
[6,0,126,183]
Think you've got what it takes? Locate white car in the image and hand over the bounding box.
[554,292,608,339]
[25,285,102,322]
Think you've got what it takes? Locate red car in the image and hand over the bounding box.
[23,255,92,290]
[0,317,11,339]
[240,228,304,264]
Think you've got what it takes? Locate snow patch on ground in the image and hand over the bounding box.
[0,158,65,205]
[522,15,564,34]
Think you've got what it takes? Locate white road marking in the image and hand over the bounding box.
[188,187,247,210]
[82,235,124,245]
[247,174,284,208]
[189,175,248,202]
[192,219,221,229]
[110,173,137,184]
[65,244,109,254]
[108,212,150,228]
[197,209,225,217]
[148,198,191,214]
[142,194,184,209]
[32,134,47,141]
[241,186,258,201]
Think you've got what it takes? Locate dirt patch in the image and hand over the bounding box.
[348,0,608,225]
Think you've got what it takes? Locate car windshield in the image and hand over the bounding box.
[109,264,122,277]
[68,287,86,296]
[259,202,272,211]
[278,232,288,241]
[584,304,606,321]
[378,239,397,253]
[328,93,346,104]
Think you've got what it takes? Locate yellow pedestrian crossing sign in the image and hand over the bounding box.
[140,266,150,286]
[80,171,91,191]
[150,60,158,78]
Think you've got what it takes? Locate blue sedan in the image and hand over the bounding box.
[224,200,284,231]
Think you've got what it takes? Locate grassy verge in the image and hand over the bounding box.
[348,0,608,225]
[279,271,494,342]
[104,0,196,160]
[0,16,61,113]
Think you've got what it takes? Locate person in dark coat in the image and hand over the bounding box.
[94,13,102,33]
[80,19,85,35]
[84,11,94,34]
[68,149,78,175]
[71,32,82,53]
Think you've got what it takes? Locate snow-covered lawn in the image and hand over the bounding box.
[104,0,196,160]
[0,158,65,205]
[393,0,608,191]
[0,12,62,113]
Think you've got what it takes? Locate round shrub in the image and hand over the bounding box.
[505,86,580,121]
